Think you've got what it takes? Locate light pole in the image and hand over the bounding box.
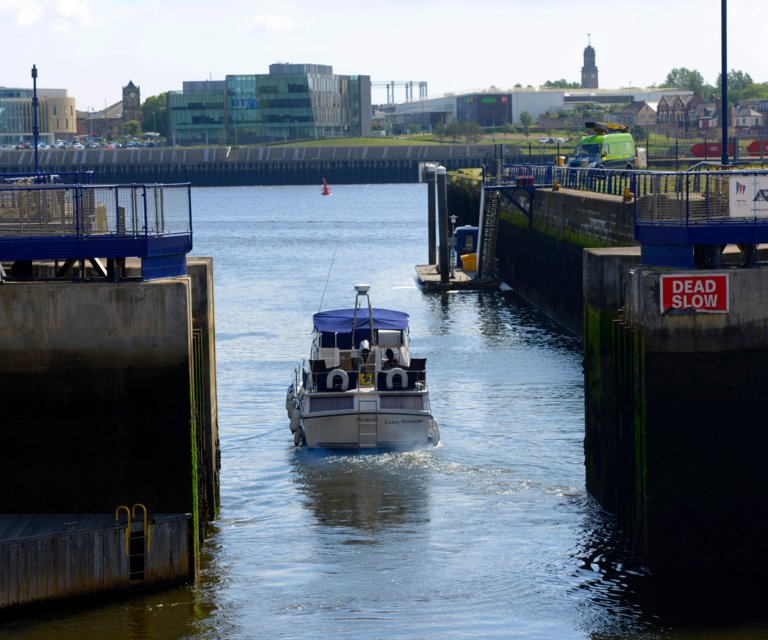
[721,0,729,166]
[31,65,39,174]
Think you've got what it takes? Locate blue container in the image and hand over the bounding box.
[453,225,479,263]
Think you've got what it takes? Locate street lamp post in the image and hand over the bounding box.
[721,0,729,166]
[31,65,39,174]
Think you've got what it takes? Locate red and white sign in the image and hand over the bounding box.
[660,274,729,313]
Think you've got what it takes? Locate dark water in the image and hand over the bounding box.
[3,184,768,639]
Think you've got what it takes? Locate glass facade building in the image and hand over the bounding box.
[168,65,371,146]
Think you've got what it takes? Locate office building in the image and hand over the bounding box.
[168,64,372,146]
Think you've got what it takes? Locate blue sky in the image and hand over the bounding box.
[0,0,763,110]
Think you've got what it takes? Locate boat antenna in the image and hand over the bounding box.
[317,240,339,312]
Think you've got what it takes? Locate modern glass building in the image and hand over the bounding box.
[168,65,371,146]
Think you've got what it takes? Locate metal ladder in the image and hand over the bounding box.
[358,399,378,447]
[477,189,501,279]
[116,503,152,586]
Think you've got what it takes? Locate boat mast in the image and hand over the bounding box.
[351,283,374,350]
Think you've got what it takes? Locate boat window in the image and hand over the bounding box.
[380,395,423,410]
[310,397,354,412]
[377,330,402,346]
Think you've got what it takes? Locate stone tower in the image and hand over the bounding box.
[581,36,599,89]
[122,81,141,123]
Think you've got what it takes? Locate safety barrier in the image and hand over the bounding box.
[0,182,191,239]
[0,179,193,279]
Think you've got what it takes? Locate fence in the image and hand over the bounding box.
[0,182,192,240]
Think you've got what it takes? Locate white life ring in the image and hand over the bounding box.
[326,368,349,391]
[385,367,408,390]
[289,408,301,433]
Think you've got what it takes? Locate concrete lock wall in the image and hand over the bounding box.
[0,278,198,517]
[449,175,768,578]
[186,258,220,524]
[621,267,768,576]
[493,189,636,335]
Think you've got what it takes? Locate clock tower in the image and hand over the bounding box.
[580,35,599,89]
[122,81,141,123]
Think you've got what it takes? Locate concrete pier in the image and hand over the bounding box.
[0,257,218,611]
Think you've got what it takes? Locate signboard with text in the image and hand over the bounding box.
[729,175,768,217]
[660,274,729,313]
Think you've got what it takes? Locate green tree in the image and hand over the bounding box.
[713,69,756,105]
[543,79,581,89]
[123,120,142,138]
[445,119,464,142]
[519,111,533,136]
[716,69,753,92]
[739,82,768,101]
[465,121,483,143]
[141,93,168,137]
[663,67,706,93]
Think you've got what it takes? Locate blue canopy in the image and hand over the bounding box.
[313,308,408,348]
[313,308,409,334]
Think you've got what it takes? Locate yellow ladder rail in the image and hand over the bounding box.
[115,505,131,556]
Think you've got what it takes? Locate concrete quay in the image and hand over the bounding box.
[0,144,500,186]
[0,257,218,612]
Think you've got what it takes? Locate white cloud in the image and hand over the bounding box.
[0,0,45,26]
[251,1,296,32]
[56,0,93,27]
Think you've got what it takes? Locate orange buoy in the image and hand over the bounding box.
[321,177,331,196]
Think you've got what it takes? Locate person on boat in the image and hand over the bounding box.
[359,340,370,373]
[382,348,398,370]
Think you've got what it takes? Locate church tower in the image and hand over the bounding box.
[581,35,599,89]
[122,81,141,123]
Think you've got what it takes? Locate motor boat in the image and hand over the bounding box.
[286,284,439,449]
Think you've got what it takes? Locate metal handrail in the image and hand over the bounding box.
[0,182,192,240]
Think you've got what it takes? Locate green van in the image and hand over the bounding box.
[568,122,637,169]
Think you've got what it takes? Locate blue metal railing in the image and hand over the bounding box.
[0,181,193,279]
[482,162,768,251]
[0,182,192,241]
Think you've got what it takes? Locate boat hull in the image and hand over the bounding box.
[300,408,439,450]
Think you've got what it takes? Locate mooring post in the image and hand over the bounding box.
[426,163,437,265]
[436,165,449,284]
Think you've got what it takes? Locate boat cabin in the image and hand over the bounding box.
[307,307,426,392]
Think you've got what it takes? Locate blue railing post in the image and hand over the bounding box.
[141,186,148,238]
[74,186,82,237]
[186,185,193,239]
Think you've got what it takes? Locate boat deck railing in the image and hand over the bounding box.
[306,357,427,393]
